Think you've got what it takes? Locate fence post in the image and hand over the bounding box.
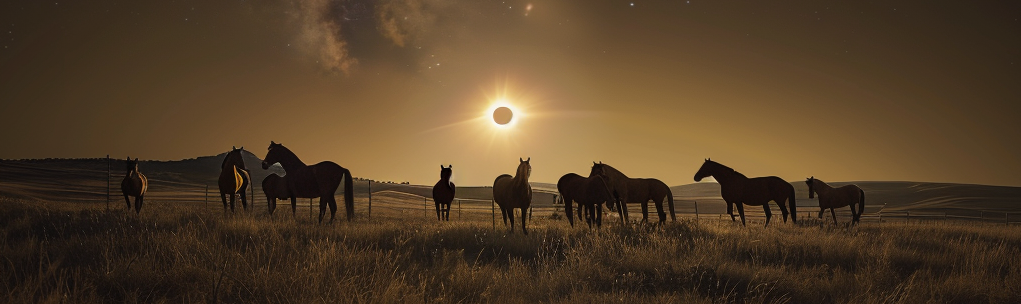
[106,155,110,210]
[492,200,496,230]
[424,197,428,218]
[251,182,255,214]
[309,198,313,220]
[457,199,461,220]
[205,185,209,210]
[694,200,699,220]
[367,181,372,219]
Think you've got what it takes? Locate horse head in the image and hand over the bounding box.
[805,176,815,199]
[693,158,714,182]
[125,157,138,174]
[262,141,284,169]
[517,157,531,179]
[440,165,453,180]
[223,146,247,171]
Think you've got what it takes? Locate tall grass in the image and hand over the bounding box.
[2,198,1019,303]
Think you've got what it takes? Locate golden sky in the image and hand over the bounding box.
[1,0,1019,186]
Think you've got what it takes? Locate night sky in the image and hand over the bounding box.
[2,0,1019,187]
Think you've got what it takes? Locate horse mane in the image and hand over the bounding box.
[595,163,628,179]
[708,160,747,179]
[271,144,307,168]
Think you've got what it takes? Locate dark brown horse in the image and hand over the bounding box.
[557,164,615,228]
[120,157,148,214]
[493,158,532,234]
[591,162,675,224]
[806,176,864,225]
[261,141,354,223]
[218,147,251,214]
[432,165,456,221]
[262,173,292,215]
[694,159,797,226]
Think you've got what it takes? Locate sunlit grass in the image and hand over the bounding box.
[2,198,1020,303]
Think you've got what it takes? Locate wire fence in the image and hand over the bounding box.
[3,157,1021,226]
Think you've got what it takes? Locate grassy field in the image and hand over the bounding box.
[2,198,1021,303]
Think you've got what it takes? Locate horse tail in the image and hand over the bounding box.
[341,167,354,220]
[666,187,676,222]
[789,184,798,223]
[857,188,865,222]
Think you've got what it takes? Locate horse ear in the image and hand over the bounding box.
[134,158,138,162]
[520,157,523,162]
[449,165,452,168]
[240,146,243,150]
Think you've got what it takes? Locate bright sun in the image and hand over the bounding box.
[487,99,519,129]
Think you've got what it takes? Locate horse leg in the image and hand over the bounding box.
[501,208,508,225]
[291,197,297,217]
[848,205,858,225]
[640,199,649,222]
[818,208,825,219]
[327,196,337,223]
[616,201,627,225]
[830,208,838,224]
[596,203,603,228]
[654,198,666,224]
[507,207,515,233]
[123,194,131,210]
[736,203,746,226]
[727,202,736,222]
[435,201,442,221]
[762,204,772,227]
[318,198,327,224]
[135,196,144,214]
[584,204,593,228]
[240,192,248,211]
[778,201,790,223]
[269,198,276,215]
[444,202,450,221]
[520,207,528,235]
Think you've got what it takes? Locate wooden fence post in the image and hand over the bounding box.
[694,200,699,220]
[106,155,110,210]
[492,200,496,230]
[424,197,428,218]
[457,199,461,220]
[367,181,372,219]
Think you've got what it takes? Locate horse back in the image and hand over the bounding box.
[432,179,455,204]
[493,174,530,208]
[121,172,147,197]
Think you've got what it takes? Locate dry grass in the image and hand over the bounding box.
[2,198,1020,304]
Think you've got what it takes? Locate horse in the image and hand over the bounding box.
[493,158,533,234]
[806,176,865,225]
[218,147,251,214]
[557,164,615,228]
[432,165,456,221]
[120,157,148,214]
[693,159,797,226]
[591,162,675,224]
[261,141,354,223]
[262,173,292,215]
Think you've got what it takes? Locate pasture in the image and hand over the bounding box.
[3,198,1020,303]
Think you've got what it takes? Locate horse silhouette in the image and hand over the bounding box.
[261,141,354,223]
[493,158,532,234]
[262,173,292,215]
[694,159,797,226]
[557,163,615,228]
[806,176,864,225]
[218,147,251,214]
[432,165,456,221]
[120,157,147,214]
[591,162,675,224]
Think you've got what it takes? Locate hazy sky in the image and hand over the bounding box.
[2,0,1019,187]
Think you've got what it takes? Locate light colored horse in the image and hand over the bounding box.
[494,158,532,234]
